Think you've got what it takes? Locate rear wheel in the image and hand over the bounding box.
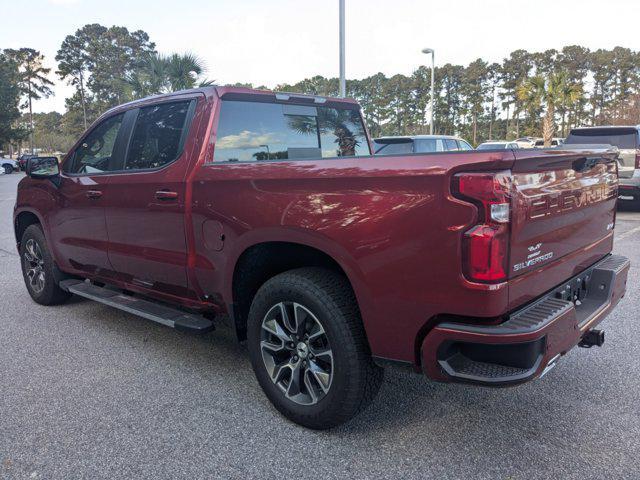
[3,164,13,174]
[247,267,383,429]
[20,224,71,305]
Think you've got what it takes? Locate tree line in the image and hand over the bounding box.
[274,46,639,145]
[1,24,639,154]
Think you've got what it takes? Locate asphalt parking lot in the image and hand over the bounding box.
[0,172,639,480]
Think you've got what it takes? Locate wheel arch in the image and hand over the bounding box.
[14,209,44,250]
[228,236,370,344]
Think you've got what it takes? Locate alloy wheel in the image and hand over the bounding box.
[260,302,334,405]
[24,238,46,294]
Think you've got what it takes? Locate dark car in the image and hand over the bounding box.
[14,87,629,429]
[565,126,640,204]
[17,154,37,171]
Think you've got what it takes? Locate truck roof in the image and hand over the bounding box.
[214,85,359,106]
[374,135,463,141]
[103,85,359,117]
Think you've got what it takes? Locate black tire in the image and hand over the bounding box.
[3,164,13,174]
[20,224,71,305]
[247,267,383,429]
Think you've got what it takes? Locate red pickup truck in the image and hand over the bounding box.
[15,86,629,429]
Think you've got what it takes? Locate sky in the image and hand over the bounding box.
[0,0,638,113]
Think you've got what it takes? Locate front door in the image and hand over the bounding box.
[49,112,127,276]
[104,97,200,299]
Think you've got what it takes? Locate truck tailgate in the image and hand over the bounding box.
[508,148,619,306]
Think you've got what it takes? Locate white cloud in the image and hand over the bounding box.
[216,131,280,150]
[46,0,80,5]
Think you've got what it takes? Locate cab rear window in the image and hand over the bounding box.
[214,100,369,162]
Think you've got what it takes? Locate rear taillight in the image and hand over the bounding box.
[453,172,512,283]
[635,150,640,169]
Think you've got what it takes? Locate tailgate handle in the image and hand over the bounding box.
[572,157,600,172]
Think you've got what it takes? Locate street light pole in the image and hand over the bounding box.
[421,48,435,134]
[339,0,346,97]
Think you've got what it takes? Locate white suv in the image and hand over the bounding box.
[373,135,473,155]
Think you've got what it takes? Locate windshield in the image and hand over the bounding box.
[565,130,638,149]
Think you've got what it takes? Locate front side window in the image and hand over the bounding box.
[125,101,192,170]
[213,100,369,162]
[65,113,124,174]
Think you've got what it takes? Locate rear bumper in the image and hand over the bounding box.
[421,254,630,386]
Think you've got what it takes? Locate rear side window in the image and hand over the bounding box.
[125,101,192,170]
[565,130,638,149]
[65,113,124,174]
[414,139,442,153]
[374,140,414,155]
[214,100,369,162]
[444,139,459,151]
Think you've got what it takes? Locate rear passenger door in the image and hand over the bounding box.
[104,96,200,298]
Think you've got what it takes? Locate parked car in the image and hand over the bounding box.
[1,157,18,174]
[533,137,565,147]
[17,154,37,171]
[373,135,473,155]
[565,126,640,204]
[15,86,629,429]
[476,141,520,150]
[514,137,536,148]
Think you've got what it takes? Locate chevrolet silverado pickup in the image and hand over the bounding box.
[15,86,629,429]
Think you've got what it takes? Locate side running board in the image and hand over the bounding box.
[60,280,215,334]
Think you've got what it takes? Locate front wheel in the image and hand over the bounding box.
[3,164,13,174]
[20,224,71,305]
[247,267,383,429]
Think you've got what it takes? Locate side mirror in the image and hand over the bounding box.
[27,156,60,179]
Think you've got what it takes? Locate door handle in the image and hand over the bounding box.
[86,190,102,199]
[155,190,179,201]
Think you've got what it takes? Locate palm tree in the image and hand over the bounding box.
[5,48,54,153]
[166,53,206,91]
[127,53,211,97]
[286,108,364,157]
[517,71,582,146]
